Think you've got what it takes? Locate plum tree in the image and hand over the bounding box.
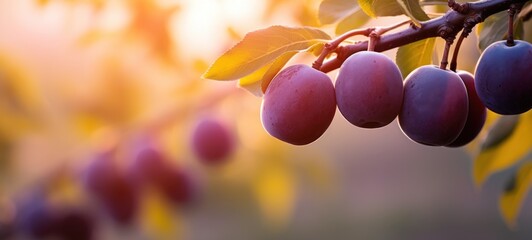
[474,40,532,115]
[398,66,468,146]
[130,147,195,205]
[82,151,138,225]
[335,51,403,128]
[261,64,336,145]
[191,117,235,164]
[447,71,487,147]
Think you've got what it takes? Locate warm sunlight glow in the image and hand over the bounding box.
[174,0,265,58]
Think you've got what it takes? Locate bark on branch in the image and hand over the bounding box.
[319,0,529,73]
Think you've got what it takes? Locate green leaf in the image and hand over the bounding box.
[474,112,532,187]
[396,38,436,78]
[202,26,331,81]
[358,0,404,18]
[395,0,430,27]
[318,0,359,25]
[476,11,524,52]
[499,161,532,228]
[335,7,372,35]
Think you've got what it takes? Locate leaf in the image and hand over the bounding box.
[139,191,184,239]
[238,51,298,97]
[0,53,41,139]
[335,7,372,35]
[518,2,532,21]
[0,139,10,176]
[396,38,436,78]
[480,115,519,150]
[203,26,331,81]
[419,0,447,5]
[358,0,428,25]
[254,166,295,228]
[476,11,524,52]
[499,161,532,228]
[358,0,404,18]
[474,112,532,187]
[395,0,430,27]
[296,1,321,27]
[318,0,359,25]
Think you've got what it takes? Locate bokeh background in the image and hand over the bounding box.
[0,0,531,239]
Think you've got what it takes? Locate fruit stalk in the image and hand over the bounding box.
[507,4,517,46]
[319,0,529,73]
[439,37,455,70]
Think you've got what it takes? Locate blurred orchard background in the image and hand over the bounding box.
[0,0,531,239]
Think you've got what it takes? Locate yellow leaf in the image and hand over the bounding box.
[254,165,295,228]
[465,110,501,154]
[474,111,532,187]
[238,51,297,97]
[319,0,359,25]
[294,152,337,194]
[139,191,185,240]
[47,170,85,206]
[0,52,41,139]
[202,26,331,81]
[295,1,321,27]
[499,161,532,228]
[335,8,371,35]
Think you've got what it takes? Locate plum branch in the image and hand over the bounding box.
[318,0,530,73]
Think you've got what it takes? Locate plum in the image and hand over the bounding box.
[16,191,57,238]
[261,64,336,145]
[474,40,532,115]
[129,147,195,205]
[399,66,468,146]
[335,51,403,128]
[191,117,235,164]
[82,151,138,224]
[53,207,95,240]
[447,71,487,147]
[16,190,95,240]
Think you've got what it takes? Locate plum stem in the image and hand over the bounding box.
[439,37,454,70]
[313,28,372,69]
[312,20,410,69]
[449,32,465,72]
[507,4,517,46]
[368,31,379,51]
[450,15,478,72]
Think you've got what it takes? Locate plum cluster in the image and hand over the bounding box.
[259,43,531,146]
[16,191,94,240]
[82,142,200,224]
[10,146,197,240]
[9,115,239,239]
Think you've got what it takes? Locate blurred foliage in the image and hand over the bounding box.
[0,0,530,238]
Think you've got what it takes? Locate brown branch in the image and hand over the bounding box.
[319,0,529,73]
